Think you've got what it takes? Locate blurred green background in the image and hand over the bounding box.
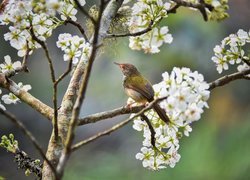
[0,1,250,179]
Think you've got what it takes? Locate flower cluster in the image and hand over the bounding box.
[212,29,250,74]
[57,33,92,65]
[127,0,173,53]
[0,56,31,108]
[206,0,229,21]
[132,67,210,170]
[0,0,84,57]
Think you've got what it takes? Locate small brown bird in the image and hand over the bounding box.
[115,62,169,124]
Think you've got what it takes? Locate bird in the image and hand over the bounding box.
[114,62,169,124]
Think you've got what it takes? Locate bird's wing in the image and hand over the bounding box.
[125,76,154,102]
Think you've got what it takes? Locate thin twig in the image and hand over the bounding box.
[0,109,58,178]
[72,118,132,151]
[65,19,89,42]
[30,26,58,141]
[209,68,250,90]
[71,96,167,151]
[78,105,145,126]
[140,114,156,148]
[74,0,96,24]
[55,59,73,86]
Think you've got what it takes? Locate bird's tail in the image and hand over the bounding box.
[153,103,170,124]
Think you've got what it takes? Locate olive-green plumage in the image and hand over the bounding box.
[115,62,169,124]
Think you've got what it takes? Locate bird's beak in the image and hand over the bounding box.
[114,62,120,66]
[114,62,122,69]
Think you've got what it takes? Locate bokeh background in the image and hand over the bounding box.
[0,1,250,179]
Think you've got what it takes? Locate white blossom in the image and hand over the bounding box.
[2,93,19,104]
[132,67,210,170]
[211,29,250,74]
[57,33,91,65]
[0,55,21,73]
[127,0,173,53]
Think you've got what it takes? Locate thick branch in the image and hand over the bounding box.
[209,68,250,90]
[57,2,106,177]
[78,105,145,126]
[0,74,53,120]
[55,1,125,177]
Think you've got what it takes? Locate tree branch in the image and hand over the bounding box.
[140,114,156,148]
[78,105,145,126]
[71,96,167,151]
[169,0,214,21]
[79,68,250,127]
[56,1,125,176]
[209,68,250,90]
[0,109,57,178]
[0,74,53,120]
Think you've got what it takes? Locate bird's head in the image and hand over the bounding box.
[114,62,140,77]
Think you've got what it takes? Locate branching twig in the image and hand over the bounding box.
[30,26,59,141]
[0,109,57,178]
[78,105,145,125]
[209,68,250,90]
[72,96,167,151]
[65,19,89,42]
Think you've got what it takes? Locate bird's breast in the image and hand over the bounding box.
[124,87,147,103]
